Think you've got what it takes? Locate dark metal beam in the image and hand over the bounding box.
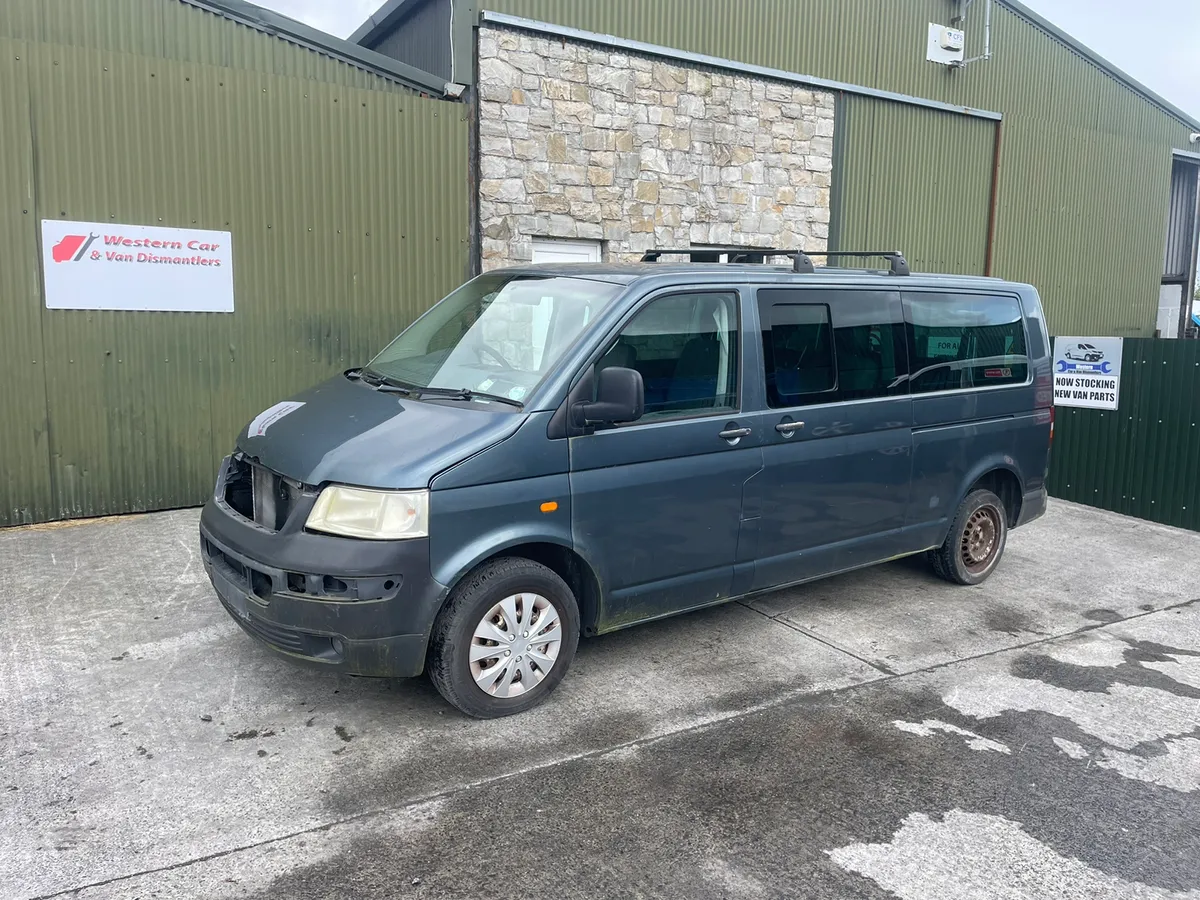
[179,0,453,95]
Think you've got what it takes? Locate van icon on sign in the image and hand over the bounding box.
[50,233,98,263]
[1063,343,1104,363]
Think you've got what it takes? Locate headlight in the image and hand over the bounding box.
[306,486,429,540]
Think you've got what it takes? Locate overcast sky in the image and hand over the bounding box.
[260,0,1199,119]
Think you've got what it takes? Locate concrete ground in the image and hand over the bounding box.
[2,500,1199,900]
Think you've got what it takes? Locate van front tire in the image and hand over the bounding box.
[929,488,1008,586]
[428,557,580,718]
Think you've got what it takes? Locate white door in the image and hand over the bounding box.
[526,239,602,367]
[1158,284,1183,338]
[531,238,602,264]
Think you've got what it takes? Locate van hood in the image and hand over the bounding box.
[235,375,524,489]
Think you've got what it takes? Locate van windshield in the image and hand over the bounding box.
[365,274,623,405]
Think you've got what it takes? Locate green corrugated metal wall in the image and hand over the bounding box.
[0,41,56,526]
[460,0,1196,336]
[1050,339,1200,531]
[832,95,995,275]
[0,0,412,91]
[0,4,468,526]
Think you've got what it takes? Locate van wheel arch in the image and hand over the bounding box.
[966,468,1023,527]
[441,542,602,637]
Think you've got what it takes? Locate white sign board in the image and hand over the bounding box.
[1053,336,1123,410]
[42,219,234,312]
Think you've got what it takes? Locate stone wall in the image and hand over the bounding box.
[476,25,835,271]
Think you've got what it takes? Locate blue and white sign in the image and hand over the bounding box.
[1053,336,1123,410]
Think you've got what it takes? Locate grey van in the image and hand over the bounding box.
[200,250,1052,717]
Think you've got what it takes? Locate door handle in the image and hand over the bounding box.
[718,426,752,440]
[775,421,805,435]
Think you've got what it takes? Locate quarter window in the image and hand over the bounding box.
[904,293,1029,393]
[602,292,739,419]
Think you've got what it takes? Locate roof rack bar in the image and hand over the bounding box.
[638,247,816,271]
[640,247,906,275]
[641,247,778,261]
[814,251,911,276]
[640,247,817,273]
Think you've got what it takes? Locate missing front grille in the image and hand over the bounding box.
[224,458,254,520]
[224,456,297,531]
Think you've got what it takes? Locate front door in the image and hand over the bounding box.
[749,287,914,591]
[569,289,762,628]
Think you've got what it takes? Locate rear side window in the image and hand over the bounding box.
[759,289,906,408]
[904,293,1029,393]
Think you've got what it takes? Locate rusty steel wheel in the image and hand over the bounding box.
[960,506,1002,575]
[930,488,1009,586]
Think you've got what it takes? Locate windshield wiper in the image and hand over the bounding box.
[418,387,525,409]
[348,368,420,396]
[347,370,522,407]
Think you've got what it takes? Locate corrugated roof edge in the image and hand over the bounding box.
[1000,0,1199,131]
[179,0,456,96]
[347,0,1199,129]
[347,0,425,46]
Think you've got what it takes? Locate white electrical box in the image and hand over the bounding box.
[927,22,966,65]
[940,27,965,51]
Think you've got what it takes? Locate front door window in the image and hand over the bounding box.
[602,291,739,420]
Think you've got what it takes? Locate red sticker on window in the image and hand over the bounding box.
[984,367,1012,379]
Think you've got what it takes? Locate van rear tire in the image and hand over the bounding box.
[929,489,1008,586]
[428,557,579,718]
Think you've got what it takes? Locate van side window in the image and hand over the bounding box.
[760,301,836,407]
[904,293,1029,393]
[759,289,906,408]
[832,291,907,401]
[604,292,739,419]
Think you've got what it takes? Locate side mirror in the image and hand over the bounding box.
[575,366,644,426]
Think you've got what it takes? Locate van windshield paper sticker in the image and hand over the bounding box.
[249,401,304,437]
[1053,336,1123,410]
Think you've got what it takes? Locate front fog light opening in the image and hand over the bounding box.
[331,637,345,657]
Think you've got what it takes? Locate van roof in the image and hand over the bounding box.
[498,262,1035,294]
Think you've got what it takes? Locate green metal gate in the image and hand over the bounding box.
[0,37,468,527]
[1050,338,1200,531]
